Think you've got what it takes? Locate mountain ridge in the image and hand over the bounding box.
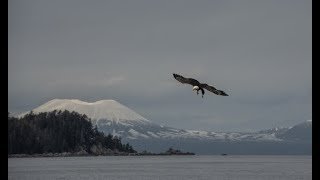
[18,99,311,143]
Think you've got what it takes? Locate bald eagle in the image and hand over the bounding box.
[173,73,228,98]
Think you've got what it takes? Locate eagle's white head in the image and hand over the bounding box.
[192,86,200,91]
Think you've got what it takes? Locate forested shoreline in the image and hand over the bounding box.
[8,110,136,156]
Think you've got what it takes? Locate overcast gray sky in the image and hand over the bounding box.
[8,0,311,132]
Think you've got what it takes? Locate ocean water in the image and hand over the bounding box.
[8,155,311,180]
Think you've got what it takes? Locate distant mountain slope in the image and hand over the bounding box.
[276,120,312,142]
[18,99,311,143]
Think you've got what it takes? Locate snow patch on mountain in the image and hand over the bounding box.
[128,129,150,139]
[147,131,160,138]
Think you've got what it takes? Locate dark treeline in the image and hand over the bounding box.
[8,110,136,155]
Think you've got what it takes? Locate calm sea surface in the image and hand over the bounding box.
[8,155,311,180]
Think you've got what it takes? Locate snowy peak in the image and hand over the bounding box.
[18,99,151,124]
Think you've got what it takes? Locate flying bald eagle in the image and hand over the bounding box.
[173,73,228,98]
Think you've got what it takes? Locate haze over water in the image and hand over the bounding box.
[8,155,311,180]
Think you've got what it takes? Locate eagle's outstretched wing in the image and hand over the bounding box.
[201,83,228,96]
[173,73,200,86]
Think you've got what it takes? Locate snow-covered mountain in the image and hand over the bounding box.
[18,99,150,124]
[18,99,311,143]
[275,120,312,142]
[18,99,187,140]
